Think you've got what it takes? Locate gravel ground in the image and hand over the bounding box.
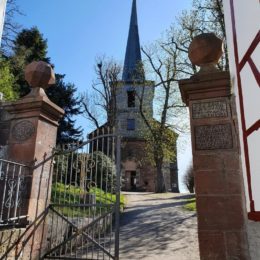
[119,192,200,260]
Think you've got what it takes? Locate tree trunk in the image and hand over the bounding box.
[188,185,194,194]
[156,164,166,193]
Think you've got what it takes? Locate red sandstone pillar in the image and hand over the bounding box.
[4,92,64,220]
[179,34,250,260]
[2,61,64,259]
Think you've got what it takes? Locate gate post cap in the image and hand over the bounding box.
[188,33,223,67]
[25,61,55,90]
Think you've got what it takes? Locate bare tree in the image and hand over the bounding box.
[137,0,227,192]
[183,164,194,193]
[82,57,122,129]
[82,0,227,192]
[136,43,187,193]
[162,0,228,76]
[2,0,23,54]
[193,0,228,70]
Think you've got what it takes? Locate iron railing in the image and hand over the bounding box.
[43,128,121,260]
[0,159,31,228]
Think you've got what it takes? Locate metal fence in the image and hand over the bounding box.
[43,128,121,260]
[0,159,31,228]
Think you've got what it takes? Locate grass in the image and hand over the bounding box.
[183,197,196,211]
[51,182,125,217]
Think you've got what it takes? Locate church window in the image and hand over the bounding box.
[127,119,135,130]
[127,91,135,107]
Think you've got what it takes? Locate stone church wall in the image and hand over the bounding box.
[116,82,154,139]
[121,139,178,192]
[121,139,156,192]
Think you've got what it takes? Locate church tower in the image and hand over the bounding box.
[116,0,154,138]
[118,0,157,192]
[89,0,179,192]
[122,0,143,82]
[116,0,179,192]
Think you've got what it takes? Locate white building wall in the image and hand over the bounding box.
[223,0,260,215]
[223,0,260,259]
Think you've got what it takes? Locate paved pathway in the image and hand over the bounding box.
[119,192,199,260]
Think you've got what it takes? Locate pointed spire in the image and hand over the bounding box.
[122,0,145,82]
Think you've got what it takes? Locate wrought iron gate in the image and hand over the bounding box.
[0,159,31,228]
[43,129,121,260]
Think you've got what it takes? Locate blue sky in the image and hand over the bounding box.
[14,0,192,192]
[15,0,191,95]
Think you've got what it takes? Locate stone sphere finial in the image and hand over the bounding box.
[188,33,223,70]
[25,61,55,89]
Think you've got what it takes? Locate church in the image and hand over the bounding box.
[91,0,179,192]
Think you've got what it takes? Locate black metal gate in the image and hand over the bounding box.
[42,129,121,260]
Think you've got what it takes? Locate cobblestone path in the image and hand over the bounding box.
[119,192,200,260]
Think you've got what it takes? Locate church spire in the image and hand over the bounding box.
[122,0,145,82]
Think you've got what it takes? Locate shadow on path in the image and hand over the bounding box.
[119,193,199,260]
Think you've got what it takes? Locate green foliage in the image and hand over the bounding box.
[51,182,125,207]
[183,197,196,211]
[51,182,125,217]
[9,27,83,143]
[0,56,18,101]
[46,74,83,144]
[11,27,49,97]
[53,150,118,195]
[140,118,178,193]
[143,120,178,166]
[90,151,117,192]
[13,27,49,63]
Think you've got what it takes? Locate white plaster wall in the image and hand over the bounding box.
[223,0,260,212]
[223,0,260,258]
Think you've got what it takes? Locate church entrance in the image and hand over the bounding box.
[130,171,137,191]
[123,170,139,191]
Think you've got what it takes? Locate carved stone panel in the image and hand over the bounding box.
[192,101,228,119]
[195,124,233,150]
[12,120,35,142]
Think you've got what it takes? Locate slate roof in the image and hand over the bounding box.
[122,0,145,82]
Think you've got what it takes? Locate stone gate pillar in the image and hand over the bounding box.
[0,61,64,259]
[179,34,250,259]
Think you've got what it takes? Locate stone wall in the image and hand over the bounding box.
[121,139,156,192]
[116,82,154,138]
[121,138,177,192]
[179,68,251,259]
[0,78,64,259]
[116,80,179,193]
[0,229,25,259]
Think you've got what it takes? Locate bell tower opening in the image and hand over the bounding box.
[127,90,135,107]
